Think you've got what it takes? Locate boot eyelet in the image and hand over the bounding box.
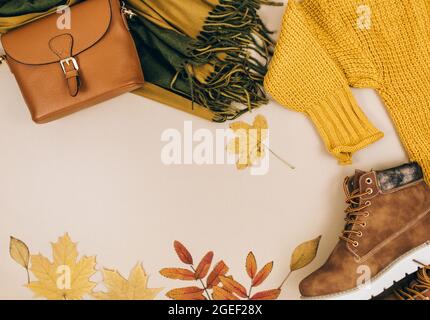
[361,222,367,228]
[357,231,363,237]
[353,241,359,247]
[366,188,373,195]
[364,212,370,217]
[365,178,373,185]
[365,201,372,206]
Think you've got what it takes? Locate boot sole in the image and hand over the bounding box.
[301,241,430,300]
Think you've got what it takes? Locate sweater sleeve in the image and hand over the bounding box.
[264,0,383,165]
[299,0,382,89]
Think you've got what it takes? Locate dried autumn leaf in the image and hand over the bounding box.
[290,236,322,271]
[207,261,228,289]
[252,262,273,287]
[195,251,214,280]
[166,287,206,300]
[93,263,162,300]
[160,268,196,280]
[253,114,268,130]
[251,289,281,300]
[27,233,97,300]
[219,276,248,298]
[227,115,269,170]
[230,121,251,131]
[9,236,30,270]
[212,286,239,300]
[246,252,257,279]
[174,241,193,265]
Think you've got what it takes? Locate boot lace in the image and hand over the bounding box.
[339,177,372,248]
[395,266,430,300]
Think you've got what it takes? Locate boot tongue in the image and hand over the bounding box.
[348,170,366,193]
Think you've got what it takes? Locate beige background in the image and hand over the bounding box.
[0,2,408,300]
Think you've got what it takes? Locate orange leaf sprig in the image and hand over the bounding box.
[245,252,280,300]
[160,241,281,300]
[160,241,220,300]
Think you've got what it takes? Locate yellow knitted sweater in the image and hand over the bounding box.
[265,0,430,180]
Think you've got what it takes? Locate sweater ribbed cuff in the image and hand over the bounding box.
[411,155,430,186]
[306,89,384,165]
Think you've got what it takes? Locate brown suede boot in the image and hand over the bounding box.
[300,162,430,300]
[375,263,430,300]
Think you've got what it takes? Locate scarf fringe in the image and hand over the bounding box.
[173,0,283,122]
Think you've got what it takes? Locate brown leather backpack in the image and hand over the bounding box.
[1,0,144,123]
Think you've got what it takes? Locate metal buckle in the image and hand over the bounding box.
[60,57,79,74]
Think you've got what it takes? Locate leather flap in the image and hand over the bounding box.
[1,0,112,65]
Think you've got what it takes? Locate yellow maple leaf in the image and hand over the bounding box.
[227,115,268,169]
[93,263,162,300]
[27,233,97,300]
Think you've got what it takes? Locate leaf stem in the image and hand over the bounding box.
[262,142,295,170]
[413,259,426,267]
[248,285,254,300]
[191,266,212,300]
[26,268,30,284]
[278,270,292,290]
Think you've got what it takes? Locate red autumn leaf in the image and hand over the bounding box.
[194,251,214,280]
[252,262,273,287]
[246,252,257,279]
[174,241,193,265]
[219,276,248,298]
[159,268,196,280]
[207,260,229,289]
[212,286,239,300]
[166,287,206,300]
[250,289,281,300]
